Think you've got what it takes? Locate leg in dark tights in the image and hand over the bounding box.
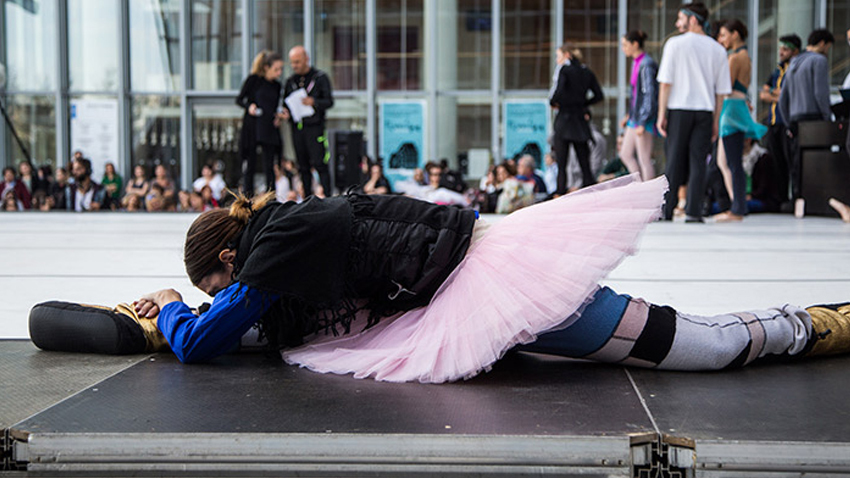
[572,141,596,188]
[554,136,571,195]
[722,132,747,216]
[261,145,278,194]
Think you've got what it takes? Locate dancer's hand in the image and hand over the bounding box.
[656,117,667,138]
[635,125,645,136]
[248,103,258,116]
[135,289,183,318]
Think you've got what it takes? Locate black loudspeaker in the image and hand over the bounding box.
[798,121,850,217]
[333,130,364,191]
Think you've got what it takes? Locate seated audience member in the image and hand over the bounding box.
[3,191,20,211]
[47,167,69,211]
[744,139,784,214]
[274,159,300,203]
[199,185,219,210]
[597,135,630,183]
[66,158,105,212]
[0,167,32,210]
[17,161,41,198]
[37,165,53,195]
[566,123,607,192]
[438,159,467,193]
[516,154,547,199]
[495,162,534,214]
[146,183,164,211]
[542,153,558,196]
[412,167,427,186]
[394,162,470,207]
[126,165,151,201]
[192,162,226,202]
[101,162,124,211]
[31,190,49,211]
[121,192,144,212]
[153,164,177,202]
[362,162,392,195]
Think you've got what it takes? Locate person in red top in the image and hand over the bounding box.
[0,166,32,210]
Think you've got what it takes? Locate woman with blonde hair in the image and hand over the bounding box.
[236,50,285,195]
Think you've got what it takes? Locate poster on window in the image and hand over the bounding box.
[380,100,427,171]
[502,100,550,168]
[70,98,119,180]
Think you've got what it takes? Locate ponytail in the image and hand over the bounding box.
[184,190,276,286]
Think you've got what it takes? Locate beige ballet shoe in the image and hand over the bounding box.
[712,211,744,223]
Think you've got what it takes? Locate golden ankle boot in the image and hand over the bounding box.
[113,302,170,353]
[805,303,850,357]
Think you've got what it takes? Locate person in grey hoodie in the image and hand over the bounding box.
[779,29,834,201]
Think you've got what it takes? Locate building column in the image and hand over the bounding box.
[491,0,501,162]
[0,0,7,169]
[55,0,69,168]
[118,0,132,175]
[425,0,458,165]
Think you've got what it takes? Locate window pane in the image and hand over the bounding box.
[376,0,424,91]
[69,95,120,179]
[130,0,181,91]
[315,0,367,91]
[68,0,119,91]
[454,1,491,90]
[253,0,304,60]
[192,103,241,188]
[827,0,850,87]
[192,0,242,90]
[5,95,56,167]
[457,98,491,157]
[131,96,182,186]
[3,0,58,91]
[501,0,552,90]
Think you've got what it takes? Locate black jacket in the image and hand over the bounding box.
[233,194,476,347]
[283,68,334,127]
[550,61,604,142]
[236,74,283,150]
[627,55,658,128]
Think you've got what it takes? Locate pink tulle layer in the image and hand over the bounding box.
[282,174,669,383]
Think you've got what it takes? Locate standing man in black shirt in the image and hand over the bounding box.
[282,46,334,197]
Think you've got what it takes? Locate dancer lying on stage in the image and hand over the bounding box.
[30,175,850,383]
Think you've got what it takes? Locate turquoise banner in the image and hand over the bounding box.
[503,100,549,167]
[381,101,426,171]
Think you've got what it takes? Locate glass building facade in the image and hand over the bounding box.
[1,0,846,188]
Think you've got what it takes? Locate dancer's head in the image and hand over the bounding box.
[676,2,709,34]
[251,50,284,80]
[621,30,647,58]
[183,190,275,295]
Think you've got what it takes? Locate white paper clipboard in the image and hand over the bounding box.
[284,88,315,123]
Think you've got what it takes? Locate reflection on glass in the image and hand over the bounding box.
[376,0,423,91]
[564,1,617,90]
[3,0,58,91]
[501,0,551,90]
[457,100,491,153]
[131,96,182,183]
[756,0,779,124]
[454,0,491,90]
[827,0,850,87]
[315,0,367,90]
[192,103,242,188]
[68,0,119,91]
[326,96,368,133]
[192,0,242,90]
[5,95,56,167]
[254,0,304,61]
[130,0,181,91]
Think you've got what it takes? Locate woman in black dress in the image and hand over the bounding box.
[236,51,285,194]
[549,43,604,194]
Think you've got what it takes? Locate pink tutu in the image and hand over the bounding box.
[282,174,669,383]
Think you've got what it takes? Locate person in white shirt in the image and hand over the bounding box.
[656,2,731,222]
[192,162,227,202]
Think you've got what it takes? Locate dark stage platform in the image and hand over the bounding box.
[3,340,850,477]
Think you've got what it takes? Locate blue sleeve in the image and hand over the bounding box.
[157,282,279,363]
